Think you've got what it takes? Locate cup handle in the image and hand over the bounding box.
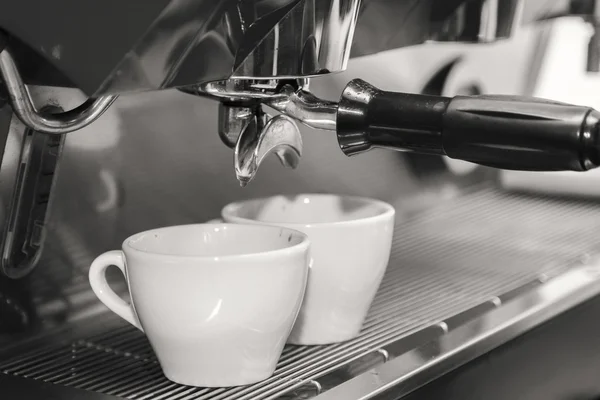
[89,250,143,331]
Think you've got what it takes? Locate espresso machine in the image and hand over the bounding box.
[3,0,600,399]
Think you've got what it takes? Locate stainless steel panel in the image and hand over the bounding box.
[2,187,600,400]
[316,261,600,400]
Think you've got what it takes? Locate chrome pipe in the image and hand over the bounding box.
[0,49,117,134]
[267,86,338,131]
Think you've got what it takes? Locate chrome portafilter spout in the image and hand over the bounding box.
[220,103,302,187]
[195,76,600,187]
[194,80,306,186]
[234,111,302,187]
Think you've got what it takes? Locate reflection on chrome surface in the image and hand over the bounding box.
[94,0,362,94]
[0,0,582,96]
[231,0,361,79]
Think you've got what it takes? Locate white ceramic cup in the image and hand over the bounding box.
[88,223,310,387]
[221,194,395,345]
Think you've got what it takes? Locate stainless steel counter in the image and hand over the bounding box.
[2,186,600,400]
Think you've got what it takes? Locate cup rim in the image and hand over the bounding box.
[122,223,309,259]
[222,193,395,228]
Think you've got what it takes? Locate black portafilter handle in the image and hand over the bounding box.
[336,79,600,171]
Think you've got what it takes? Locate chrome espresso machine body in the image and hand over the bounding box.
[3,1,600,399]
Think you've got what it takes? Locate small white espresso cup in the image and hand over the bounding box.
[88,224,309,387]
[221,194,395,345]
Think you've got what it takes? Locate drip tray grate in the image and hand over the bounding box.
[3,188,600,400]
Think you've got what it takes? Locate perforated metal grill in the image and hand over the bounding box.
[2,188,600,400]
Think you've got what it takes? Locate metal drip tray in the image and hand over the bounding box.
[3,187,600,400]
